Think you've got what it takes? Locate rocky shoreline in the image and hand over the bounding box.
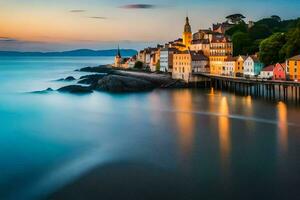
[42,65,187,94]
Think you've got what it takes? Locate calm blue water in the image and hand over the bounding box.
[0,57,299,200]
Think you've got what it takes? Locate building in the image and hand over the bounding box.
[212,22,234,34]
[260,65,274,79]
[190,39,210,57]
[182,17,192,48]
[172,50,209,82]
[235,55,247,77]
[160,48,177,72]
[243,55,264,77]
[193,29,213,42]
[209,34,233,75]
[223,56,237,76]
[273,63,287,80]
[287,55,300,81]
[114,46,122,68]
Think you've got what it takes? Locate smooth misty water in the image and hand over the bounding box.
[0,57,299,200]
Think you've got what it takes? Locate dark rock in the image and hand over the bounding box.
[65,76,76,81]
[78,74,106,85]
[31,88,54,94]
[56,76,76,82]
[58,85,93,94]
[78,65,113,74]
[95,75,155,92]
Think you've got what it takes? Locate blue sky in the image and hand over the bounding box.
[0,0,300,51]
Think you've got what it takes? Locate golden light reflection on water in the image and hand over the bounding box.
[172,90,195,164]
[277,102,288,154]
[218,97,231,168]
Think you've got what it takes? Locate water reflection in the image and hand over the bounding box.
[277,102,288,155]
[172,90,195,165]
[218,97,231,174]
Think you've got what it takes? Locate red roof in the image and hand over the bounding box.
[261,65,274,72]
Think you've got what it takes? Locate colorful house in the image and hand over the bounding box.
[259,65,274,79]
[235,55,247,77]
[243,55,264,77]
[172,50,209,82]
[223,56,237,76]
[273,63,287,80]
[287,55,300,81]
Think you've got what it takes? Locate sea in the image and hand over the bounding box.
[0,56,299,200]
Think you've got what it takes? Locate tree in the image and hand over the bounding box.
[134,61,144,69]
[249,24,272,40]
[280,21,300,59]
[232,32,251,56]
[225,21,248,36]
[226,14,246,24]
[259,32,286,65]
[271,15,281,22]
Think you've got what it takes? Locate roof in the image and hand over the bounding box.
[211,34,231,43]
[238,55,247,60]
[191,39,210,44]
[261,65,274,72]
[288,55,300,61]
[190,51,209,61]
[225,56,238,62]
[247,55,260,62]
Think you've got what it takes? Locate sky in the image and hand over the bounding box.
[0,0,300,51]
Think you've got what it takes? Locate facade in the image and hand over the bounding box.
[160,48,177,72]
[223,56,237,76]
[190,39,210,57]
[172,50,209,82]
[243,55,264,77]
[235,55,247,77]
[209,34,233,75]
[182,17,192,48]
[287,55,300,81]
[273,63,286,80]
[260,65,274,79]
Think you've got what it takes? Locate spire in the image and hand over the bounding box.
[184,16,191,33]
[116,45,121,57]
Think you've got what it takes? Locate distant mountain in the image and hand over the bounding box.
[0,49,138,57]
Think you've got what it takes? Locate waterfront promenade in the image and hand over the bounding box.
[194,72,300,103]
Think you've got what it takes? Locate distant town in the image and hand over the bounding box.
[113,14,300,83]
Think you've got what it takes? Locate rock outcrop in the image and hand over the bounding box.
[58,85,93,94]
[95,75,155,92]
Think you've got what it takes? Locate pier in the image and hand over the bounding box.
[194,73,300,103]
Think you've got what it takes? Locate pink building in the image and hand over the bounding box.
[273,63,286,80]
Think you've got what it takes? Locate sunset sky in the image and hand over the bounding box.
[1,0,300,51]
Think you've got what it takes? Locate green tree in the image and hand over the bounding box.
[280,21,300,59]
[134,61,144,69]
[249,24,272,40]
[232,31,251,56]
[259,32,286,65]
[226,21,248,36]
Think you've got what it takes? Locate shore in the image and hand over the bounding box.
[53,65,187,94]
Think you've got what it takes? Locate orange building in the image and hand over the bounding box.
[235,55,247,77]
[209,34,233,75]
[287,55,300,81]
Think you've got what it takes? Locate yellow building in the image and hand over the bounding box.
[182,17,192,48]
[287,55,300,80]
[235,55,247,77]
[209,34,233,75]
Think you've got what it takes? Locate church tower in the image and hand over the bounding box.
[182,16,192,48]
[114,45,122,67]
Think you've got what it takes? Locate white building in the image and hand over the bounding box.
[243,55,264,77]
[160,48,177,72]
[259,65,274,79]
[223,56,237,76]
